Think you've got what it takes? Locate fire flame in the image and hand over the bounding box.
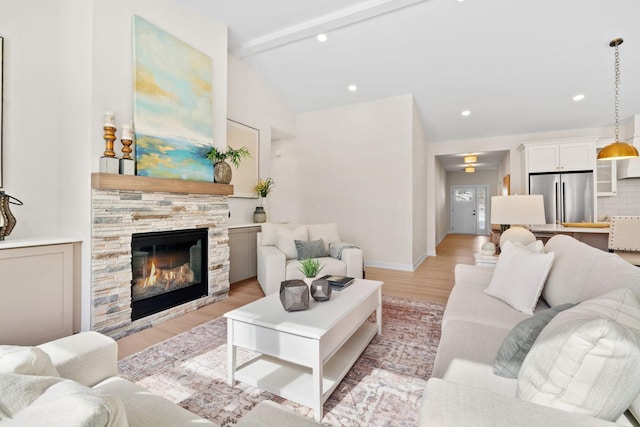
[143,262,157,288]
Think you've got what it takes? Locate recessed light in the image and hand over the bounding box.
[464,155,477,163]
[348,84,358,92]
[317,34,328,43]
[572,94,585,101]
[461,110,471,116]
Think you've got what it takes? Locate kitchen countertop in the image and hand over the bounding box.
[530,224,610,234]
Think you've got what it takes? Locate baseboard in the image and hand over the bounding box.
[413,252,428,270]
[364,261,414,272]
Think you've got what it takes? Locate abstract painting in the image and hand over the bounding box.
[133,16,214,181]
[227,119,259,198]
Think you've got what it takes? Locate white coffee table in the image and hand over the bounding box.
[225,278,383,422]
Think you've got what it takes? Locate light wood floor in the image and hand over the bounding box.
[116,233,489,359]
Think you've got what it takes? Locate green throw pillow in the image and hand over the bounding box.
[494,303,575,378]
[295,239,327,260]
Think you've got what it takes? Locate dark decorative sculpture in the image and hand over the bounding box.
[279,280,309,312]
[310,278,332,302]
[0,191,22,240]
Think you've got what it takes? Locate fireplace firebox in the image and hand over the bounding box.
[131,228,208,321]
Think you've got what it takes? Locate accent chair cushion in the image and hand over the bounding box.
[295,239,327,259]
[517,288,640,421]
[484,241,555,315]
[0,346,60,377]
[276,227,308,259]
[494,303,575,378]
[307,223,341,253]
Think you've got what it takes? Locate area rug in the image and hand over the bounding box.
[118,296,444,426]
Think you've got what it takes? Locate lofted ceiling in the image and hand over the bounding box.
[178,0,640,154]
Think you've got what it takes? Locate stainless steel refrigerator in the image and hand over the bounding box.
[529,171,594,224]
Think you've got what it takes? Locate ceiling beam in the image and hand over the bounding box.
[231,0,427,58]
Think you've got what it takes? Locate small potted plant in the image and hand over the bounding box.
[297,258,324,286]
[253,177,275,223]
[205,146,251,184]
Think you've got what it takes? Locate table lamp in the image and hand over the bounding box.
[491,195,546,249]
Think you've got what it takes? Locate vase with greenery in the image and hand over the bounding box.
[205,146,251,184]
[254,177,275,198]
[297,258,325,285]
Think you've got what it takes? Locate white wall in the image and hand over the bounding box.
[434,158,448,247]
[226,56,296,224]
[0,0,62,238]
[411,102,428,268]
[278,94,416,270]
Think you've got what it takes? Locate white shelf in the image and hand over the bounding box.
[234,322,378,407]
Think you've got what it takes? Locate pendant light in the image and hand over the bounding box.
[597,38,639,161]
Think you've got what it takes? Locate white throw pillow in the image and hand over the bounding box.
[307,223,341,253]
[517,288,640,421]
[276,226,307,259]
[484,241,555,315]
[512,240,544,253]
[260,223,302,246]
[0,346,60,377]
[0,374,128,426]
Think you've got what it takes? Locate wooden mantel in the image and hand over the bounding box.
[91,173,234,196]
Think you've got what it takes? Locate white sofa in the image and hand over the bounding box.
[257,222,363,295]
[419,235,640,426]
[0,331,321,426]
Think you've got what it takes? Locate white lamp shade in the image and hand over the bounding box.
[491,195,546,225]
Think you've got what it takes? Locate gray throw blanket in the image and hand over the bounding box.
[329,242,359,260]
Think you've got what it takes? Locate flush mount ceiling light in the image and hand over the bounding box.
[464,155,477,163]
[348,84,358,92]
[598,38,639,161]
[572,94,585,101]
[461,110,471,116]
[464,166,475,173]
[316,34,328,42]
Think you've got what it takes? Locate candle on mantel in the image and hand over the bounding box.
[121,124,134,140]
[104,111,116,128]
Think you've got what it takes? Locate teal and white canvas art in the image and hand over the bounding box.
[133,16,214,181]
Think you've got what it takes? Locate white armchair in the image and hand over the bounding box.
[256,223,364,295]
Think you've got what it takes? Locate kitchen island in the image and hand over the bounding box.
[529,224,610,251]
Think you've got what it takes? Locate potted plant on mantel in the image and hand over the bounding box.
[252,177,275,223]
[205,146,251,184]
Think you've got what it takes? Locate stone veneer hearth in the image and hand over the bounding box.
[91,186,230,339]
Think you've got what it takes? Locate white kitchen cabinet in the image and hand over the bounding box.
[596,149,617,196]
[0,239,80,345]
[525,139,595,173]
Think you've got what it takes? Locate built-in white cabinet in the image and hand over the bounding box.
[596,149,617,196]
[0,240,80,345]
[229,225,260,284]
[525,139,596,173]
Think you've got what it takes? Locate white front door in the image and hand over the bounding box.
[451,185,490,235]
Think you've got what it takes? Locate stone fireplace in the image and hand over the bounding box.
[91,174,232,339]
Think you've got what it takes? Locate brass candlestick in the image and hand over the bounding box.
[121,138,133,159]
[103,126,117,157]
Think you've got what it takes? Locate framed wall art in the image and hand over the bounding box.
[227,119,259,198]
[133,16,214,181]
